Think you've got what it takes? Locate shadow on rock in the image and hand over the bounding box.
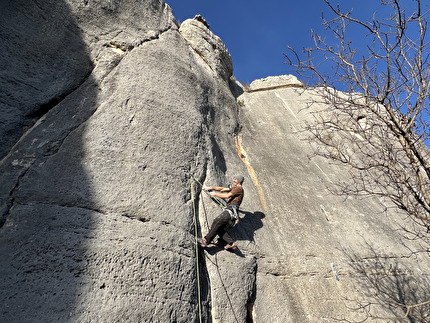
[340,242,430,322]
[201,210,265,257]
[0,1,96,322]
[232,210,265,244]
[229,78,244,98]
[204,244,246,258]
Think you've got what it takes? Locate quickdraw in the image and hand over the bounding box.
[191,175,225,209]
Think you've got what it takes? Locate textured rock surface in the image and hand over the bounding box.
[0,1,247,322]
[1,1,429,322]
[180,15,233,81]
[237,79,430,322]
[0,0,92,159]
[248,74,304,91]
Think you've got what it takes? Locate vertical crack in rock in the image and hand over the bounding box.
[192,72,258,322]
[190,179,213,323]
[199,249,213,323]
[234,135,267,211]
[246,261,257,323]
[26,70,94,125]
[0,166,31,228]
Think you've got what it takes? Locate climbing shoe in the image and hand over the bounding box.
[224,242,237,250]
[198,238,207,248]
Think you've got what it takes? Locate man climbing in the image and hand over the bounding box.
[198,175,244,250]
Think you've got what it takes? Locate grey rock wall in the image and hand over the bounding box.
[180,15,233,82]
[236,77,430,322]
[0,0,92,160]
[1,1,429,322]
[0,1,247,322]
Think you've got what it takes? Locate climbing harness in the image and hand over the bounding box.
[191,175,240,228]
[190,175,241,322]
[225,204,239,220]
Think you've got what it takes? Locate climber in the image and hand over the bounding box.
[198,175,244,250]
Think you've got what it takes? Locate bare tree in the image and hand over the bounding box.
[286,2,430,320]
[336,244,430,323]
[287,0,430,237]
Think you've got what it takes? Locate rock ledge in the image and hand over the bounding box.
[248,74,304,92]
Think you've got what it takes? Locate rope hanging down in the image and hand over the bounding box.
[190,178,203,323]
[189,175,228,323]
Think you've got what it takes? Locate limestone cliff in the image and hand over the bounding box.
[237,78,430,322]
[0,1,242,322]
[0,1,429,323]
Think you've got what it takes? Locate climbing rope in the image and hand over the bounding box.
[189,175,225,323]
[190,175,240,323]
[191,175,225,209]
[190,178,202,323]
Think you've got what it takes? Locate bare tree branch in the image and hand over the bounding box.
[286,0,430,235]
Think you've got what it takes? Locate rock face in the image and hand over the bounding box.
[236,80,430,322]
[180,15,233,82]
[1,1,429,323]
[0,1,92,160]
[248,74,304,91]
[0,1,243,322]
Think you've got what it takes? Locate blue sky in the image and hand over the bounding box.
[166,0,396,84]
